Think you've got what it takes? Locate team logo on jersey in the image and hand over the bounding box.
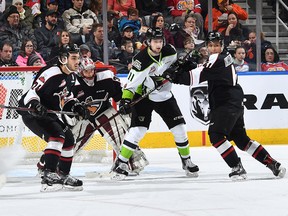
[190,83,210,125]
[132,60,141,70]
[85,96,100,115]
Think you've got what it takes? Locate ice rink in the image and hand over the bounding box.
[0,145,288,216]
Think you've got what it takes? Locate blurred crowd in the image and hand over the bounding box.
[0,0,288,72]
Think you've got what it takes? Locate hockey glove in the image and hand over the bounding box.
[162,66,179,82]
[119,98,132,115]
[72,103,90,120]
[27,100,47,118]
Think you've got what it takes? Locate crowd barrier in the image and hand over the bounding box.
[118,71,288,147]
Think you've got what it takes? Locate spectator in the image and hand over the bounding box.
[87,23,110,62]
[12,0,34,30]
[118,8,142,37]
[151,13,175,46]
[108,0,136,18]
[174,14,203,48]
[261,45,288,71]
[222,12,249,47]
[233,45,249,72]
[107,11,122,47]
[62,0,98,45]
[47,30,72,65]
[120,25,142,52]
[79,44,91,58]
[243,30,272,71]
[89,0,102,21]
[0,41,18,66]
[27,53,43,66]
[25,0,41,17]
[0,5,37,60]
[15,39,45,66]
[34,10,63,61]
[198,46,209,64]
[117,40,135,74]
[204,0,248,33]
[167,0,204,38]
[136,0,167,17]
[179,37,201,68]
[41,0,64,30]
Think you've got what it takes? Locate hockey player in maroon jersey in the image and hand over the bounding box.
[65,57,149,174]
[163,31,286,180]
[18,44,90,192]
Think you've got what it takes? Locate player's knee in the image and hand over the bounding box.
[209,132,225,145]
[62,129,75,149]
[170,124,188,143]
[233,136,251,151]
[125,127,147,144]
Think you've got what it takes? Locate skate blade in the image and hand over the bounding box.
[230,174,247,181]
[185,171,199,178]
[40,183,63,192]
[277,167,286,178]
[62,185,83,191]
[110,171,127,181]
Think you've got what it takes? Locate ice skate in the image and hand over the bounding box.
[265,157,286,178]
[37,154,45,178]
[111,158,129,180]
[40,170,63,192]
[181,156,199,177]
[59,171,83,191]
[229,158,247,181]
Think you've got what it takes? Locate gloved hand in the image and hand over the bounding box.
[162,66,179,82]
[27,100,47,118]
[119,98,132,115]
[72,103,90,120]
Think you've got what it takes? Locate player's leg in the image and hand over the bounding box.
[58,121,83,191]
[208,107,247,180]
[155,96,199,177]
[22,115,64,192]
[230,113,286,178]
[112,96,152,180]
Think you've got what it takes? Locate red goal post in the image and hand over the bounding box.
[0,64,117,163]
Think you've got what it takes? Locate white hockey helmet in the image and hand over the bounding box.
[78,57,96,80]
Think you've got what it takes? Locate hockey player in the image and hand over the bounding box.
[112,27,199,180]
[163,31,286,180]
[18,44,90,192]
[66,57,149,174]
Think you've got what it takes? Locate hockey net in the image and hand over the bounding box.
[0,65,117,164]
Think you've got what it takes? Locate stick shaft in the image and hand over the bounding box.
[0,104,77,116]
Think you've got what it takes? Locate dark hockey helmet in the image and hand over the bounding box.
[206,31,224,45]
[146,27,166,46]
[59,43,80,58]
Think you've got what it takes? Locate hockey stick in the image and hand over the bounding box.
[0,104,77,116]
[75,79,169,143]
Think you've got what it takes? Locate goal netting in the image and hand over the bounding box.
[0,66,115,164]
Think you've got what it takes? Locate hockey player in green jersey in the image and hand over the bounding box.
[111,27,199,180]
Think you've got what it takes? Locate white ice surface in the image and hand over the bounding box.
[0,145,288,216]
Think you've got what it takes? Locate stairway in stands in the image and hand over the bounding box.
[235,0,288,62]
